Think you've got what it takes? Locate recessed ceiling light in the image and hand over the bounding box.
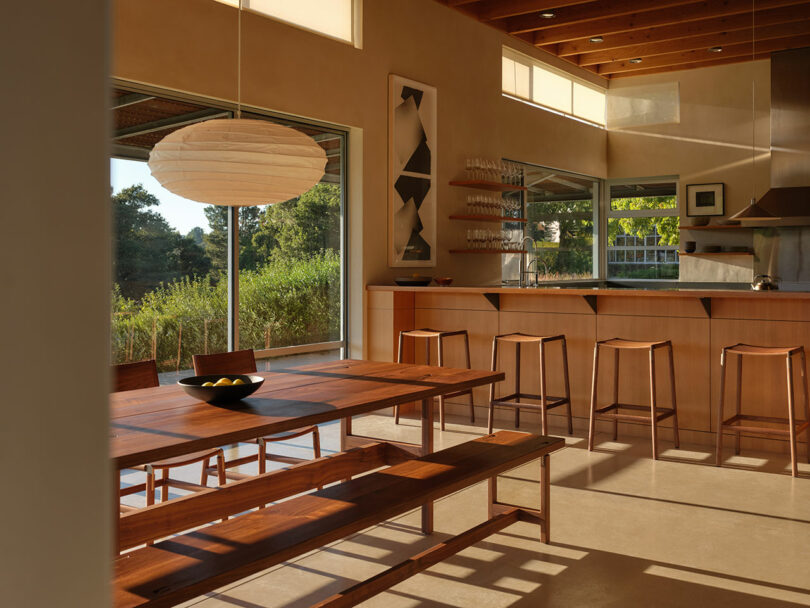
[629,57,643,64]
[589,36,604,43]
[539,11,556,18]
[709,46,723,53]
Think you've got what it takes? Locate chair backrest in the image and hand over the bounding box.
[192,349,257,376]
[112,359,160,393]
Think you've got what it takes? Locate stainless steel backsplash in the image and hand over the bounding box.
[754,227,810,289]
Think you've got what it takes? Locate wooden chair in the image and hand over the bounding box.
[192,349,321,479]
[113,360,225,511]
[587,338,680,460]
[716,343,810,477]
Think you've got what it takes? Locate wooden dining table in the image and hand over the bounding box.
[110,358,504,534]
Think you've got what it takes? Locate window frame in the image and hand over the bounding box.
[110,80,350,361]
[502,47,606,127]
[605,176,680,282]
[215,0,363,48]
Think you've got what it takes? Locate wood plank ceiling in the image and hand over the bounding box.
[438,0,810,78]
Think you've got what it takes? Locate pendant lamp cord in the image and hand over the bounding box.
[237,0,243,119]
[751,0,755,204]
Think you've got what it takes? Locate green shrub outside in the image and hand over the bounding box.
[111,251,340,372]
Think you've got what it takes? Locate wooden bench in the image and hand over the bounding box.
[115,430,565,608]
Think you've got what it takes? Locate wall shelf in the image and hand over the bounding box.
[449,180,527,192]
[679,224,748,231]
[680,251,753,256]
[449,249,526,254]
[449,214,527,223]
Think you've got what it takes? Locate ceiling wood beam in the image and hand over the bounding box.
[475,0,597,22]
[609,51,772,77]
[579,18,810,65]
[556,2,810,56]
[506,0,698,35]
[532,0,808,46]
[598,33,810,74]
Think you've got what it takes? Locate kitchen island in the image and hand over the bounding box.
[367,284,810,454]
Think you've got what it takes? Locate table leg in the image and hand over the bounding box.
[421,397,434,534]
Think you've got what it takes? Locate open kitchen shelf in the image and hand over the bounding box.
[449,249,527,254]
[679,224,748,231]
[449,214,527,223]
[449,180,527,192]
[679,251,753,256]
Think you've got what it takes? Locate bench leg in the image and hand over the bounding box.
[421,397,434,534]
[540,454,550,543]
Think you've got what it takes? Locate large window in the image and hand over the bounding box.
[507,162,599,283]
[216,0,360,46]
[111,87,346,378]
[502,47,606,127]
[607,179,679,280]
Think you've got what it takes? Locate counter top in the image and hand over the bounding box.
[368,284,810,299]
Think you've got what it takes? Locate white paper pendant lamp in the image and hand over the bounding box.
[148,118,328,206]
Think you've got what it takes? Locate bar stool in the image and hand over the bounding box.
[588,338,679,460]
[394,328,474,430]
[488,333,573,436]
[716,343,810,477]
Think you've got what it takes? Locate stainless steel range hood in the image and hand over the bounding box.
[735,47,810,226]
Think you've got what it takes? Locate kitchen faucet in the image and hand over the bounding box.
[519,236,537,288]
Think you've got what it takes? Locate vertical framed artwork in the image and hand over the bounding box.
[686,182,724,216]
[389,74,437,267]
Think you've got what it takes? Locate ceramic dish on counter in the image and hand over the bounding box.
[394,276,432,286]
[434,277,453,286]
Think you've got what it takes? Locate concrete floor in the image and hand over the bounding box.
[122,411,810,608]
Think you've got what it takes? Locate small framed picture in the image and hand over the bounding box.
[686,183,724,216]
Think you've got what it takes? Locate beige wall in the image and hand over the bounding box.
[607,61,770,282]
[608,60,771,217]
[112,0,607,293]
[0,1,112,606]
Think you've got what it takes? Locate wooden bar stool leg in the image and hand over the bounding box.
[539,341,548,435]
[438,335,446,431]
[716,348,727,466]
[649,347,659,460]
[488,338,498,434]
[612,349,620,441]
[561,337,573,435]
[465,332,475,424]
[145,464,155,507]
[200,457,210,486]
[734,354,743,455]
[540,454,550,544]
[394,332,405,424]
[668,343,680,449]
[514,342,521,429]
[786,353,799,477]
[160,468,169,503]
[258,438,267,475]
[588,343,600,452]
[802,350,810,464]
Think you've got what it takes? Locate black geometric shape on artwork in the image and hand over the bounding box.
[402,229,431,260]
[395,175,431,209]
[401,86,424,109]
[403,134,431,175]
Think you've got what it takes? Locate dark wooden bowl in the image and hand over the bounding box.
[178,374,264,404]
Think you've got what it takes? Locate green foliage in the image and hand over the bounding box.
[253,183,341,261]
[608,196,680,246]
[112,185,210,299]
[110,252,340,372]
[526,197,594,279]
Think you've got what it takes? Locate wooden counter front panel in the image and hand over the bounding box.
[596,316,711,433]
[499,294,595,315]
[598,295,708,318]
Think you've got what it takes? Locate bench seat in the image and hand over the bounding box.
[115,430,564,608]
